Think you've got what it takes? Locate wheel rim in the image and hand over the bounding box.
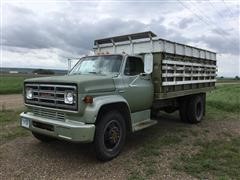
[196,101,202,120]
[103,120,121,151]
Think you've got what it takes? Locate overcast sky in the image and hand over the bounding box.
[1,0,239,77]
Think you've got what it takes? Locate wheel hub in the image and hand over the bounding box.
[104,120,121,150]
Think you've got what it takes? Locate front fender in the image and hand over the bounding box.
[82,95,130,124]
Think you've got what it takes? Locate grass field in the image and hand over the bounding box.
[173,138,240,179]
[0,80,239,179]
[0,76,26,94]
[207,84,240,113]
[0,74,47,94]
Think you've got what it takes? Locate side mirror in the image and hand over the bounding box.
[144,53,153,74]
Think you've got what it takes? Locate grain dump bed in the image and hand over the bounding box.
[93,31,217,99]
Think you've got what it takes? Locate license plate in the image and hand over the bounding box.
[21,118,30,128]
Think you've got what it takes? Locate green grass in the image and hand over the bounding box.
[0,76,26,94]
[138,135,182,158]
[0,110,29,144]
[0,74,56,94]
[127,131,183,179]
[206,84,240,116]
[173,138,240,179]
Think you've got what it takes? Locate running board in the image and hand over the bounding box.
[132,119,158,132]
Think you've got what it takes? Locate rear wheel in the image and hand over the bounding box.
[94,111,126,161]
[32,132,54,142]
[179,94,205,123]
[187,95,204,123]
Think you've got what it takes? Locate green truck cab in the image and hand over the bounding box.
[20,32,217,161]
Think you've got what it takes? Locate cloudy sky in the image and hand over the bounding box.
[1,0,239,77]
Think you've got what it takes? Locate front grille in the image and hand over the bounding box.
[25,83,77,111]
[32,108,65,121]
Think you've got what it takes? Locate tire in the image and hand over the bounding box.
[187,95,204,123]
[94,111,126,161]
[179,98,189,123]
[32,132,54,142]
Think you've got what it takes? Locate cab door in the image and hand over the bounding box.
[120,56,153,112]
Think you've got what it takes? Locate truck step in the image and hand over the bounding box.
[133,119,157,132]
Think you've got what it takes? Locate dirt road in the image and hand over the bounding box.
[0,94,24,111]
[1,112,240,179]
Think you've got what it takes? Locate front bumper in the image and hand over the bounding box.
[20,112,95,142]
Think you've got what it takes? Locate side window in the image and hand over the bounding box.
[124,57,144,76]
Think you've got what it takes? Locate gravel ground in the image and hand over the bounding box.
[1,112,240,179]
[0,94,24,111]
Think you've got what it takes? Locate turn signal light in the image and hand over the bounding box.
[83,95,93,104]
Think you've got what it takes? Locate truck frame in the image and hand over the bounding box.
[20,31,217,161]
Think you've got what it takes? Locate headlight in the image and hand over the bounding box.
[64,91,74,104]
[26,88,33,99]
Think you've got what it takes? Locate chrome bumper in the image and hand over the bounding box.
[20,112,95,142]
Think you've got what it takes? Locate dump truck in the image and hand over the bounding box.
[20,31,217,161]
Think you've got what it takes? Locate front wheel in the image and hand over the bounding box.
[94,111,126,161]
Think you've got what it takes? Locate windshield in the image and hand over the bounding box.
[69,55,123,75]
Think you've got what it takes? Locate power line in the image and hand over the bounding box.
[177,0,211,26]
[222,0,236,17]
[208,0,226,20]
[207,0,235,31]
[177,0,229,41]
[189,0,230,35]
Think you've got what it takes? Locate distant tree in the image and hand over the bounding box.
[235,76,239,80]
[32,69,54,75]
[220,76,224,79]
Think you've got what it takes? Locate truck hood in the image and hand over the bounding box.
[24,74,116,93]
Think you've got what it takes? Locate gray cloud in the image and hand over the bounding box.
[211,28,231,36]
[2,1,239,75]
[178,18,194,29]
[194,35,239,55]
[4,17,147,54]
[3,5,169,56]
